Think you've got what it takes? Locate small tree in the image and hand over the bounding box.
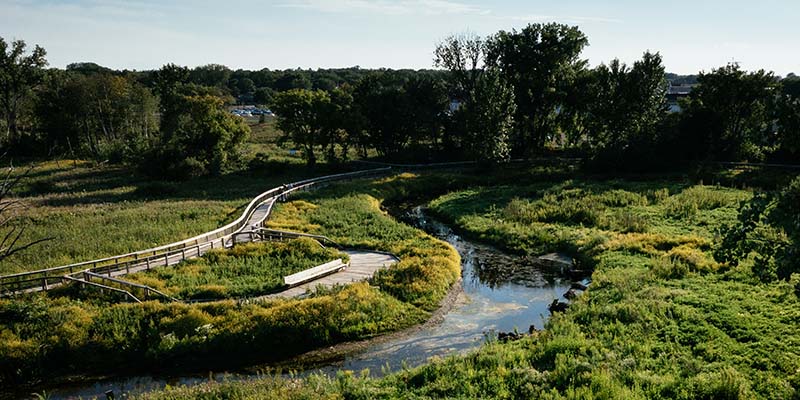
[271,89,331,166]
[680,64,775,161]
[141,94,249,179]
[716,177,800,282]
[585,52,668,159]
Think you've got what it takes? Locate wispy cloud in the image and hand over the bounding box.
[500,14,623,25]
[276,0,490,16]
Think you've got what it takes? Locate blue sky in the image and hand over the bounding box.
[1,0,798,75]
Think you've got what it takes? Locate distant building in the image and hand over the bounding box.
[666,83,695,113]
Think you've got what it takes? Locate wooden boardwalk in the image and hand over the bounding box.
[267,250,398,298]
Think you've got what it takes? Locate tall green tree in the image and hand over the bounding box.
[461,71,516,164]
[271,89,331,166]
[402,74,448,152]
[352,74,408,157]
[141,94,249,178]
[680,64,775,161]
[434,33,484,100]
[37,72,158,159]
[485,23,588,156]
[189,64,232,89]
[0,37,47,143]
[152,63,190,136]
[585,52,668,156]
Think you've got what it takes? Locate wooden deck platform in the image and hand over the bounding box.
[267,250,399,298]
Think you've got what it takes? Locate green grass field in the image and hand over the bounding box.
[133,172,800,400]
[0,159,294,275]
[5,154,799,398]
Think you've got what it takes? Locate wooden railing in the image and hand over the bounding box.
[232,228,341,248]
[82,271,178,302]
[61,276,142,303]
[0,167,391,295]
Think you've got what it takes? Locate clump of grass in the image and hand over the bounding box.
[602,232,711,257]
[602,210,649,233]
[664,185,749,220]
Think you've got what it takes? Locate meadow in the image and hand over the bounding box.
[133,170,800,399]
[0,171,462,391]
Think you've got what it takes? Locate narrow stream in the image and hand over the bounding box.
[42,207,586,400]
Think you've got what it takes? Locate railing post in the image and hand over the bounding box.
[146,258,151,270]
[42,278,47,291]
[181,248,186,260]
[164,253,169,266]
[197,245,201,257]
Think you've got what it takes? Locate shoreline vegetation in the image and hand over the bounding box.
[124,168,799,400]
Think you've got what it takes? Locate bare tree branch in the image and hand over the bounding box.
[0,159,52,264]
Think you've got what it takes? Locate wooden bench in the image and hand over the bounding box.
[283,259,348,287]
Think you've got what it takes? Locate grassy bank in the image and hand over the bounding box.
[134,172,800,399]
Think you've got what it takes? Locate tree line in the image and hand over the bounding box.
[1,23,800,176]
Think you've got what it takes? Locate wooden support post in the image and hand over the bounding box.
[146,258,151,270]
[42,278,47,291]
[164,253,169,266]
[197,245,201,257]
[181,249,186,260]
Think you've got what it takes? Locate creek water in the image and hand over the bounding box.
[39,207,585,400]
